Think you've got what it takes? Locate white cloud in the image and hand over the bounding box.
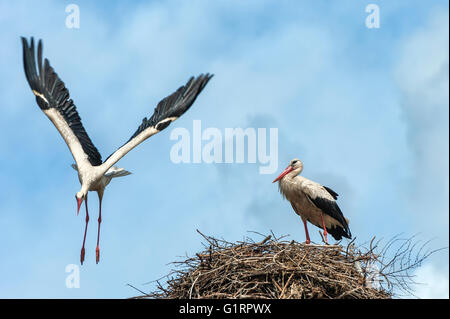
[413,263,449,299]
[393,9,449,299]
[395,9,449,243]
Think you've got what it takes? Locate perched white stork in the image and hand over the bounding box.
[21,37,213,264]
[273,158,351,244]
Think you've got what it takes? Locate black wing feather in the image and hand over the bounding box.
[103,74,213,163]
[21,37,102,166]
[323,186,339,200]
[127,74,213,142]
[306,194,351,240]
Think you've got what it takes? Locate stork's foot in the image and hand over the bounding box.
[305,239,311,245]
[80,248,85,265]
[96,247,100,264]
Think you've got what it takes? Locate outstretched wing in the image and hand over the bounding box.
[21,37,102,168]
[101,74,213,171]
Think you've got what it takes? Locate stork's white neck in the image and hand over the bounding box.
[278,168,302,200]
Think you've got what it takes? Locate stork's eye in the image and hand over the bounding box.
[292,160,298,164]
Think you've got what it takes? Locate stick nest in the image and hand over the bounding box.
[133,231,439,299]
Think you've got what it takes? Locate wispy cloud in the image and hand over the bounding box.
[394,8,449,297]
[413,263,449,298]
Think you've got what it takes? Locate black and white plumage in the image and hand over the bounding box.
[22,37,103,167]
[21,37,213,264]
[273,158,351,244]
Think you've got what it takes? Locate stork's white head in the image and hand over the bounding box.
[272,158,303,183]
[75,191,87,215]
[289,158,303,171]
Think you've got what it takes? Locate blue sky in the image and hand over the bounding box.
[0,1,448,298]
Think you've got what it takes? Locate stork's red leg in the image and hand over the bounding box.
[80,194,89,265]
[302,218,311,244]
[96,192,103,264]
[320,212,328,245]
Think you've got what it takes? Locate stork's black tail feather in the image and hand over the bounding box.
[327,225,352,241]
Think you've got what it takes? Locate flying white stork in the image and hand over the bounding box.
[21,37,213,264]
[273,158,351,245]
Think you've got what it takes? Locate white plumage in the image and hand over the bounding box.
[273,158,351,244]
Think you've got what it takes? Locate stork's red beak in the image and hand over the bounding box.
[273,166,294,183]
[76,197,83,216]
